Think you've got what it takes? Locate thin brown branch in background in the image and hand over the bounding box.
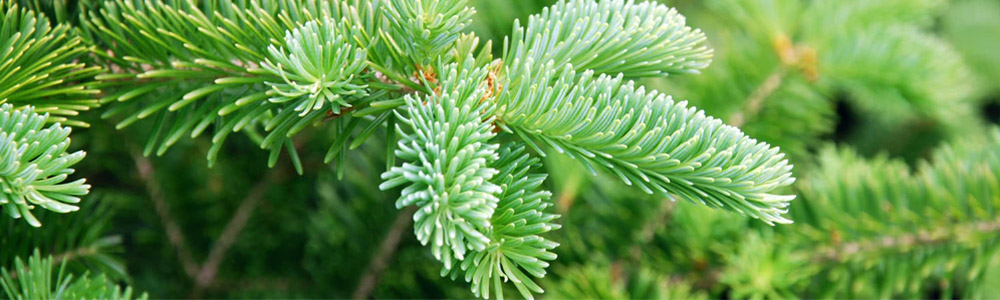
[729,67,787,127]
[52,246,100,265]
[628,199,676,264]
[193,167,288,294]
[814,219,1000,262]
[352,205,418,300]
[132,152,200,279]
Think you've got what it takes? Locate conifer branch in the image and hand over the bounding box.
[0,1,101,127]
[505,0,712,79]
[1,250,146,299]
[380,60,500,269]
[2,1,829,298]
[496,65,796,224]
[1,104,90,227]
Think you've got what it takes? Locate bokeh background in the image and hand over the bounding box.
[5,0,1000,298]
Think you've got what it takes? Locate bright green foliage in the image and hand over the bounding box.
[719,231,815,299]
[449,144,560,300]
[496,65,795,224]
[74,0,793,297]
[494,0,795,225]
[942,0,1000,95]
[787,130,1000,298]
[504,0,712,78]
[0,104,89,227]
[668,0,975,161]
[545,263,707,300]
[0,1,101,127]
[382,0,475,69]
[0,0,994,299]
[0,0,818,298]
[261,18,369,117]
[821,27,973,127]
[380,61,500,268]
[80,0,349,167]
[1,198,126,280]
[1,250,145,300]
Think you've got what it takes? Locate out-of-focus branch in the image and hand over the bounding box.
[352,206,418,299]
[729,67,787,127]
[133,152,200,279]
[192,166,288,295]
[814,219,1000,262]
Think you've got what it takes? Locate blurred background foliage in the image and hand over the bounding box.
[4,0,1000,298]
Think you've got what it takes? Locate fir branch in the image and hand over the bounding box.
[5,245,99,280]
[1,250,146,300]
[822,26,974,126]
[496,64,796,224]
[1,104,90,227]
[813,219,1000,263]
[380,0,475,70]
[448,144,561,300]
[380,60,500,268]
[504,0,712,79]
[789,129,1000,296]
[82,1,369,166]
[0,1,101,127]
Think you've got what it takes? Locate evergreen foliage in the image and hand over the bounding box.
[1,250,144,300]
[448,144,560,300]
[381,60,501,269]
[2,0,999,298]
[0,1,101,127]
[2,198,125,280]
[664,0,977,161]
[0,104,89,227]
[787,129,1000,298]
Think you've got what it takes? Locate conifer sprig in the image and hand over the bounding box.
[496,64,795,224]
[0,104,89,227]
[0,1,101,127]
[380,61,501,268]
[504,0,713,79]
[81,0,352,168]
[261,18,369,117]
[449,144,561,300]
[788,129,1000,297]
[381,0,475,70]
[40,0,797,298]
[1,250,145,300]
